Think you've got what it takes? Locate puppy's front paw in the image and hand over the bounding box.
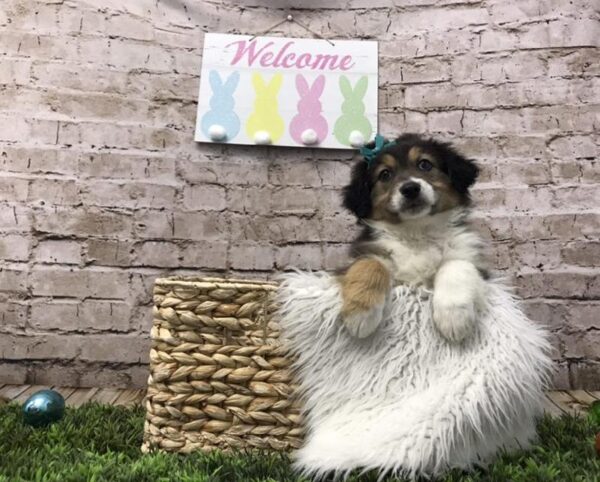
[343,303,384,339]
[433,294,476,343]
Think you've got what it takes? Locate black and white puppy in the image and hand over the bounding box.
[339,133,488,342]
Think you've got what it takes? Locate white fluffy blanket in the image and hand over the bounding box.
[276,272,552,480]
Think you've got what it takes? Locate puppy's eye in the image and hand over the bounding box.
[417,159,433,171]
[378,169,392,182]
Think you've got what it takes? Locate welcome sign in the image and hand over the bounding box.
[195,33,378,149]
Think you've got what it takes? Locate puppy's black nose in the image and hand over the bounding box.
[400,181,421,199]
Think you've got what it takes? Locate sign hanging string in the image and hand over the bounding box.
[249,14,335,46]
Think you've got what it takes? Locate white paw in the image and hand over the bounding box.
[343,303,384,339]
[433,295,476,343]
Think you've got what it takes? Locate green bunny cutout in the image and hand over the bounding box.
[333,75,373,146]
[246,73,285,143]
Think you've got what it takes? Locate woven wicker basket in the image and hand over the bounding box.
[141,276,304,454]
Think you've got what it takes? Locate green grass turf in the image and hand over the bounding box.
[0,402,598,482]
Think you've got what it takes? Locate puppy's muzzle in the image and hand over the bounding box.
[400,181,421,200]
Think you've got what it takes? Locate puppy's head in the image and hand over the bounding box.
[343,134,479,222]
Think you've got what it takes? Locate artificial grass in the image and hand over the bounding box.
[0,402,598,482]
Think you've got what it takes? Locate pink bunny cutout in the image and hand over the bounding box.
[289,74,328,145]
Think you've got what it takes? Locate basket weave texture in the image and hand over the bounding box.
[142,276,304,454]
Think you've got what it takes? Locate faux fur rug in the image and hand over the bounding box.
[276,271,552,480]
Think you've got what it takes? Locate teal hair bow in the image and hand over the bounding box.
[359,134,395,165]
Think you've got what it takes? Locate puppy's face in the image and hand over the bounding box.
[343,134,479,222]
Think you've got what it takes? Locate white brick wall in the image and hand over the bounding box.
[0,0,598,388]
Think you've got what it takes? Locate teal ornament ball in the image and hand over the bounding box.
[22,389,65,427]
[590,400,600,426]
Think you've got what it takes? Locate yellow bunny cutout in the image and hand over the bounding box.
[246,73,285,143]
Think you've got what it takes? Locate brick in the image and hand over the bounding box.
[133,240,228,269]
[85,239,132,267]
[32,63,129,94]
[79,334,150,363]
[548,135,597,159]
[78,365,136,388]
[323,244,350,271]
[0,334,79,360]
[0,234,30,261]
[11,33,79,61]
[0,267,28,294]
[108,38,173,72]
[28,178,79,206]
[514,269,598,299]
[177,158,269,186]
[563,331,600,360]
[133,241,180,268]
[547,49,600,79]
[487,0,582,25]
[0,362,27,384]
[227,187,272,215]
[0,113,59,146]
[427,110,464,135]
[128,72,199,100]
[562,241,600,267]
[173,212,227,241]
[182,185,227,211]
[230,214,322,244]
[518,18,599,49]
[0,204,31,232]
[30,267,129,299]
[551,363,571,390]
[316,161,352,187]
[316,189,347,217]
[320,214,359,242]
[570,362,600,390]
[128,364,151,388]
[180,242,228,270]
[479,29,519,52]
[28,362,81,387]
[568,302,600,331]
[271,187,319,215]
[106,14,154,41]
[0,177,29,202]
[275,244,323,270]
[77,152,175,183]
[382,57,451,84]
[522,299,569,331]
[229,243,274,270]
[34,206,134,238]
[512,241,562,270]
[0,58,31,85]
[269,160,321,187]
[497,161,552,186]
[1,146,79,176]
[390,7,489,33]
[57,120,183,150]
[42,90,151,123]
[0,299,28,331]
[30,299,131,332]
[80,181,176,209]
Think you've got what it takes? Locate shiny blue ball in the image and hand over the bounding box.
[22,389,65,427]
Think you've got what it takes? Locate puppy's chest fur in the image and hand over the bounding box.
[356,211,484,288]
[377,235,444,286]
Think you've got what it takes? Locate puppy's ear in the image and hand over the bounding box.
[445,151,479,196]
[343,160,372,219]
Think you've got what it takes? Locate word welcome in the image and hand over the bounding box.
[227,40,355,71]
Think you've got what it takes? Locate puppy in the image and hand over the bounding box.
[339,133,487,342]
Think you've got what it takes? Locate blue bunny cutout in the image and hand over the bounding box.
[201,70,241,141]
